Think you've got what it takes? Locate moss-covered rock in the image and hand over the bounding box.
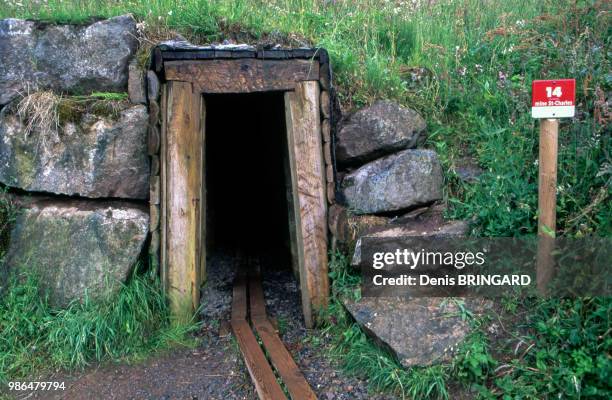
[0,15,138,106]
[0,102,149,199]
[2,198,149,307]
[340,149,443,214]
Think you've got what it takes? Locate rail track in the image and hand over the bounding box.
[231,256,317,400]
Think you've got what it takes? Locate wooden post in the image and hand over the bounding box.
[537,118,558,293]
[285,82,329,328]
[165,81,204,322]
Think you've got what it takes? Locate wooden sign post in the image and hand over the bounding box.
[531,79,575,293]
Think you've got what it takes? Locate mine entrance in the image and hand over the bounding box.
[205,92,292,272]
[156,49,332,327]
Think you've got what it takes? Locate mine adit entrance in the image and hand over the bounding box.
[153,45,333,327]
[205,92,292,271]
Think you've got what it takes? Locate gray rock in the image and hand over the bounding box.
[147,70,160,102]
[336,100,426,166]
[344,297,491,367]
[0,15,138,105]
[340,149,443,214]
[344,203,469,265]
[351,220,469,266]
[2,198,148,307]
[0,102,150,199]
[128,60,147,104]
[455,158,484,183]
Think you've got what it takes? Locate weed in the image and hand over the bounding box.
[1,1,608,236]
[0,267,198,383]
[0,189,18,258]
[482,297,612,399]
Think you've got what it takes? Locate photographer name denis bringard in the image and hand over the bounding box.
[372,274,532,287]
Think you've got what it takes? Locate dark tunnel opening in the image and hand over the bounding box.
[204,91,292,271]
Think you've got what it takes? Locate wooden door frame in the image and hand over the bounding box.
[150,50,336,327]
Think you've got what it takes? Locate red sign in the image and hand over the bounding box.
[531,79,575,118]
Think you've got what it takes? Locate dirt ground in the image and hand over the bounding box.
[5,252,391,400]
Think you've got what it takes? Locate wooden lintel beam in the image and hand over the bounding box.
[164,59,320,93]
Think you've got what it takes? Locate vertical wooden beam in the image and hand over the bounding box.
[285,81,329,328]
[538,119,559,237]
[199,98,207,286]
[537,118,558,293]
[160,84,168,293]
[283,134,300,279]
[165,81,203,321]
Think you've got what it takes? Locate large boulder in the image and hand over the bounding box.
[0,102,149,199]
[2,198,149,307]
[340,149,443,214]
[0,15,138,106]
[328,203,469,256]
[336,100,426,166]
[351,219,469,266]
[344,297,491,368]
[328,204,389,246]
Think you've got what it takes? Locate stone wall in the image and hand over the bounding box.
[0,15,150,305]
[0,13,458,311]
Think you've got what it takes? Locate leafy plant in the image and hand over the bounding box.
[0,267,198,383]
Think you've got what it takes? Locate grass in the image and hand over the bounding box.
[0,0,610,397]
[0,190,17,258]
[322,248,612,399]
[0,266,199,383]
[1,0,609,238]
[321,251,453,399]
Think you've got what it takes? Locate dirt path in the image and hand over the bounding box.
[7,253,391,400]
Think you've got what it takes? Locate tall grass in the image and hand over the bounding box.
[323,248,612,399]
[2,0,608,237]
[0,267,198,383]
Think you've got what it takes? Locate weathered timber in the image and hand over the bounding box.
[150,203,160,231]
[150,155,160,176]
[165,81,203,320]
[321,118,331,143]
[319,63,330,90]
[149,175,160,205]
[198,98,207,286]
[323,142,332,166]
[231,320,288,400]
[285,81,329,328]
[164,59,319,93]
[283,138,301,279]
[327,182,336,204]
[160,84,168,292]
[147,70,161,101]
[231,266,287,400]
[326,164,334,183]
[231,266,247,321]
[148,125,161,155]
[320,90,330,119]
[249,274,318,400]
[149,228,160,253]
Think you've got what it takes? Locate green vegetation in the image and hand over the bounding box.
[2,0,608,237]
[323,250,611,399]
[0,267,198,383]
[57,92,129,123]
[0,190,17,257]
[0,0,609,397]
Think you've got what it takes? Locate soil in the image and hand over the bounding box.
[6,252,392,400]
